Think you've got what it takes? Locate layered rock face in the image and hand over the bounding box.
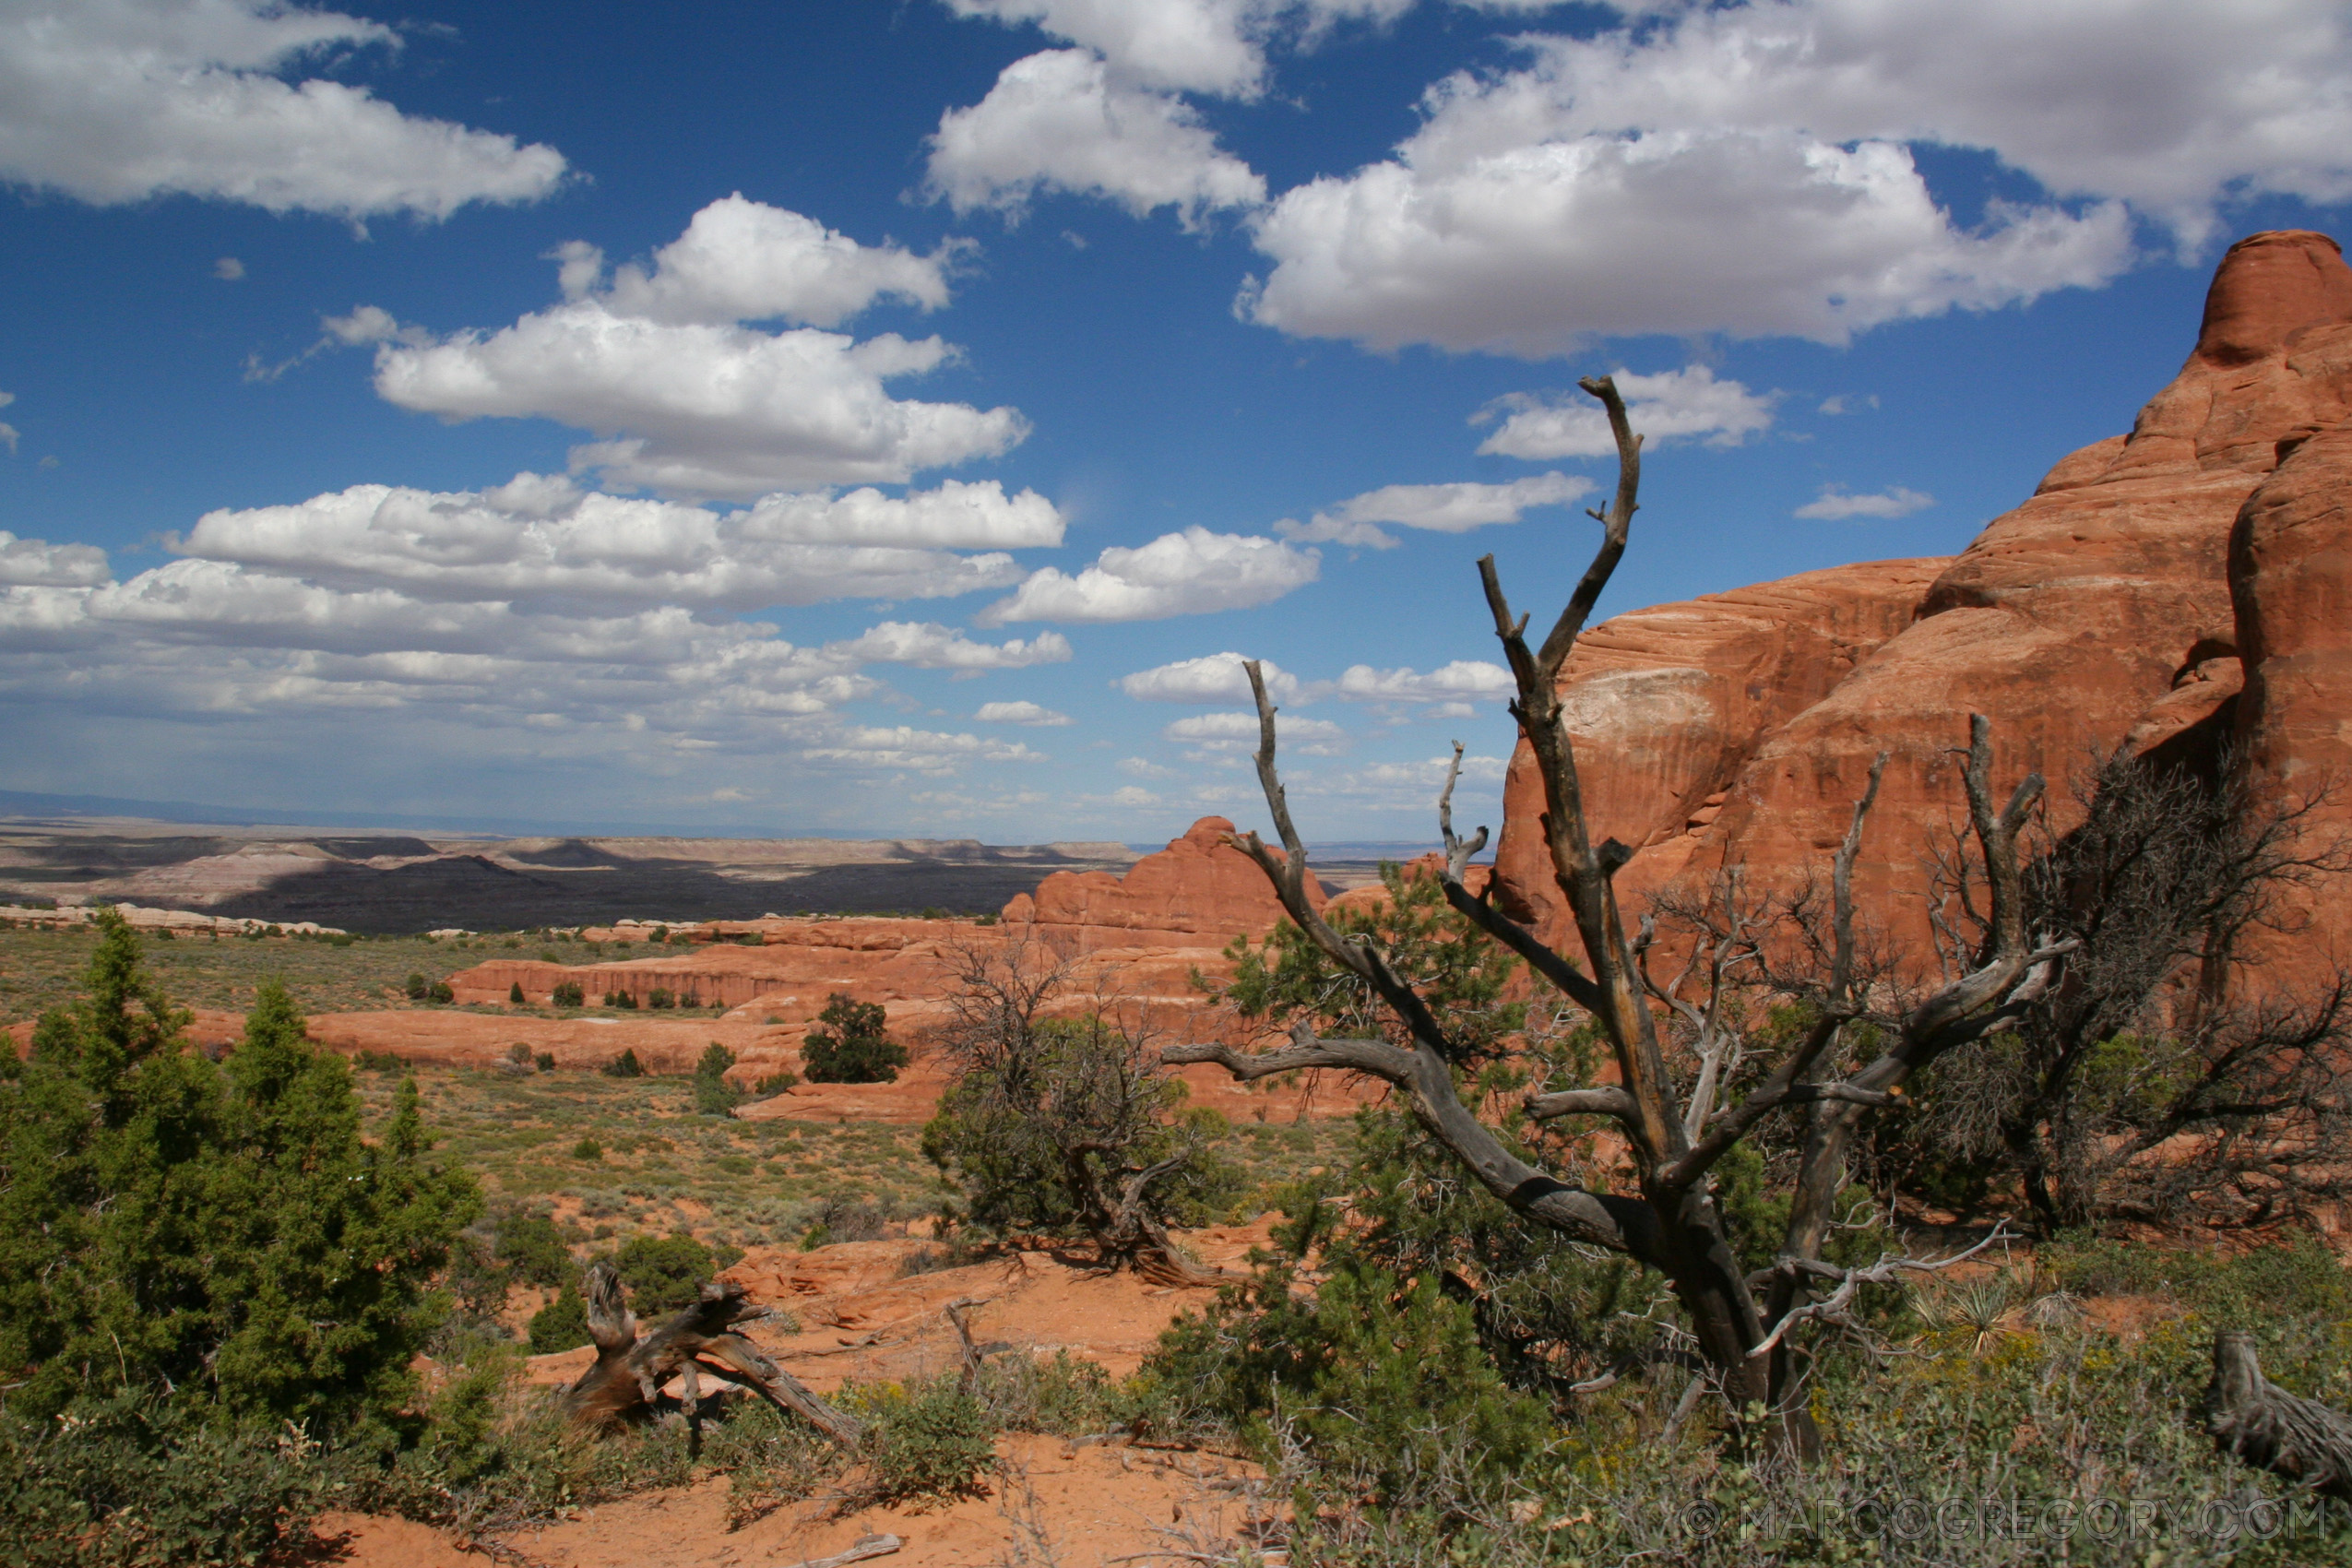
[1000,815,1324,951]
[1491,560,1948,923]
[1494,230,2352,942]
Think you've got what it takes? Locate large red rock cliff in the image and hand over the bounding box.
[1493,231,2352,946]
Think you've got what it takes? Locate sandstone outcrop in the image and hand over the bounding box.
[1490,560,1947,924]
[1493,230,2352,951]
[999,816,1324,951]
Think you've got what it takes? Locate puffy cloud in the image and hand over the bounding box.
[925,50,1265,227]
[176,476,1049,613]
[1513,0,2352,254]
[1475,367,1776,458]
[830,621,1072,670]
[1287,752,1508,812]
[1117,650,1300,703]
[939,0,1415,98]
[980,526,1317,624]
[1110,783,1163,807]
[1245,120,2132,350]
[353,198,1028,499]
[1243,0,2352,350]
[212,255,243,280]
[976,699,1075,725]
[1166,708,1347,754]
[0,529,110,588]
[1793,484,1934,520]
[801,724,1047,772]
[1278,470,1591,547]
[563,195,954,328]
[1321,660,1512,704]
[0,0,565,220]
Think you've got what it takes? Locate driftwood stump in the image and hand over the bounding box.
[560,1261,864,1449]
[2202,1330,2352,1498]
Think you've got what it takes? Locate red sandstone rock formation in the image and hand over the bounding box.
[1000,816,1324,951]
[1492,230,2352,947]
[1491,560,1947,924]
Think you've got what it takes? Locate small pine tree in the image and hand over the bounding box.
[509,980,526,1004]
[694,1040,742,1116]
[801,993,906,1084]
[600,1048,645,1078]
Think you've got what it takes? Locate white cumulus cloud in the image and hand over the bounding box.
[176,476,1048,613]
[940,0,1415,98]
[802,724,1047,773]
[1475,367,1777,458]
[976,698,1075,725]
[925,49,1265,227]
[1793,484,1934,520]
[980,526,1318,624]
[1279,470,1591,547]
[0,0,566,220]
[1166,708,1348,754]
[830,622,1073,671]
[0,529,111,588]
[353,198,1028,499]
[1117,650,1301,703]
[1320,660,1513,704]
[563,195,955,328]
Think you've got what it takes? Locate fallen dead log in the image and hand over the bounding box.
[781,1536,901,1568]
[2202,1330,2352,1498]
[560,1261,865,1448]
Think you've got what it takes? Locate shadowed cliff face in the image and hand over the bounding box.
[1493,231,2352,960]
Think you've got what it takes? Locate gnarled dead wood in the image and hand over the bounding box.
[560,1262,864,1447]
[2203,1330,2352,1498]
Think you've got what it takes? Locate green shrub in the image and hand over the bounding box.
[526,1289,590,1354]
[405,971,428,1000]
[612,1232,743,1316]
[535,1051,556,1072]
[551,980,584,1008]
[801,993,906,1084]
[428,980,455,1004]
[603,990,638,1010]
[694,1041,742,1116]
[753,1069,800,1097]
[647,987,675,1010]
[0,1393,326,1567]
[0,916,479,1429]
[493,1211,573,1288]
[572,1135,603,1160]
[853,1379,995,1504]
[600,1049,645,1078]
[509,981,526,1004]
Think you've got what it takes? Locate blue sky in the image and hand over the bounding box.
[3,0,2348,845]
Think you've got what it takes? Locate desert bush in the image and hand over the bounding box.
[572,1135,603,1160]
[526,1289,589,1354]
[753,1068,800,1096]
[647,987,675,1009]
[551,980,584,1008]
[694,1040,742,1116]
[849,1378,995,1504]
[602,989,637,1010]
[509,981,525,1004]
[0,1392,327,1567]
[801,1194,890,1248]
[535,1050,556,1072]
[802,993,906,1083]
[612,1231,744,1314]
[406,970,428,999]
[600,1048,645,1078]
[493,1210,573,1288]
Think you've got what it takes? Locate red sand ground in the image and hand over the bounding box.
[317,1230,1287,1568]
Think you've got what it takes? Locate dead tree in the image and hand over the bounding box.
[561,1261,863,1450]
[2204,1331,2352,1498]
[1164,375,2073,1459]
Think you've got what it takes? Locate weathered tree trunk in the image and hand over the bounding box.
[561,1261,864,1447]
[2203,1330,2352,1498]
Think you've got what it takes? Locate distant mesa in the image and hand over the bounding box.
[1000,815,1327,952]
